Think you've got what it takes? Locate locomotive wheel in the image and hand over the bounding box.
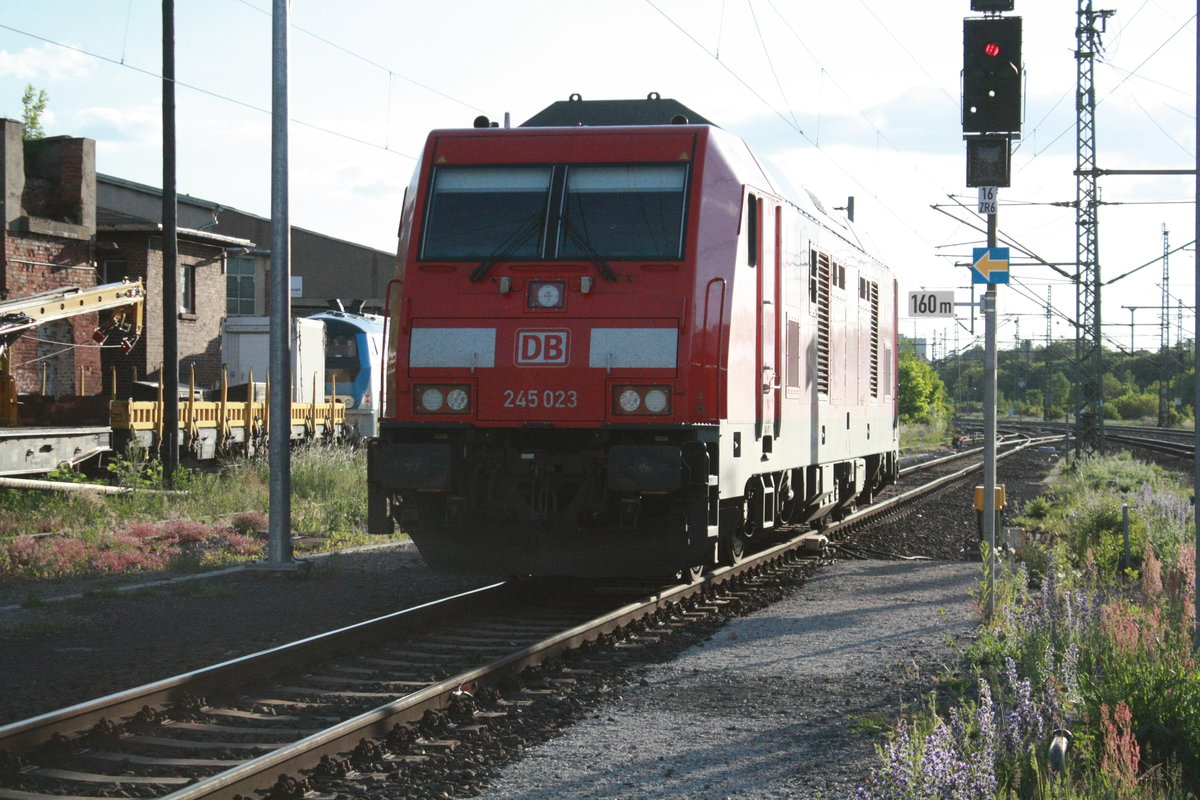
[720,528,748,565]
[833,500,857,521]
[671,563,706,584]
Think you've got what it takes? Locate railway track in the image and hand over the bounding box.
[0,435,1050,800]
[984,419,1194,461]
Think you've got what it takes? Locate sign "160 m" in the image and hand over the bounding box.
[907,291,955,318]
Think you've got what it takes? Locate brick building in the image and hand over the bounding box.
[0,118,104,397]
[93,224,253,392]
[97,175,393,318]
[1,116,395,404]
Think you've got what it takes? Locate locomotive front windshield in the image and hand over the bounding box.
[325,323,362,384]
[421,167,553,260]
[560,165,687,259]
[420,163,688,261]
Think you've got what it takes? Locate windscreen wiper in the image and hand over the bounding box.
[469,214,544,282]
[559,215,618,282]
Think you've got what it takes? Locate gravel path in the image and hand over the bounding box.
[483,560,981,800]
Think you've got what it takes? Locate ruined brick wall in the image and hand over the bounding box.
[22,136,96,229]
[3,232,101,397]
[0,119,103,398]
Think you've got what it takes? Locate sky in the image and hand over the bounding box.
[0,0,1195,358]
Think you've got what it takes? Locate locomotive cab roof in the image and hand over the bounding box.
[518,93,714,128]
[456,94,877,263]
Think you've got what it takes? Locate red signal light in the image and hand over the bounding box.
[963,16,1022,134]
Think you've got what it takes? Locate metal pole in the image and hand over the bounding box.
[1193,0,1199,652]
[1160,226,1171,427]
[983,212,998,621]
[161,0,179,486]
[263,0,296,570]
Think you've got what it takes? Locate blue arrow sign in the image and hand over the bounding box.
[972,247,1010,284]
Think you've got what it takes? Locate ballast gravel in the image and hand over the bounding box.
[482,559,983,800]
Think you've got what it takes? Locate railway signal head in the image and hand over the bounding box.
[970,0,1015,10]
[963,16,1022,135]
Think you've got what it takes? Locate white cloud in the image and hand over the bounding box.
[71,104,159,143]
[0,42,91,81]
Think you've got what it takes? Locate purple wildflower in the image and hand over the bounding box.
[1000,657,1046,754]
[917,721,958,798]
[966,681,999,799]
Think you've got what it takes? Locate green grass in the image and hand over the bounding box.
[1,443,400,583]
[900,420,953,453]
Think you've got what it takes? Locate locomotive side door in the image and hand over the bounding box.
[752,194,780,448]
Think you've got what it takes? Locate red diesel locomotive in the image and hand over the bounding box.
[367,95,899,578]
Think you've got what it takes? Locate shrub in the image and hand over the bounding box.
[105,442,163,489]
[1112,391,1159,421]
[223,532,264,557]
[1020,496,1053,522]
[127,523,161,540]
[231,512,268,536]
[164,520,213,545]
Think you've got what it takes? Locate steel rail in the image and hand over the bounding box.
[0,581,505,754]
[992,418,1194,461]
[156,581,716,800]
[898,432,1042,478]
[841,435,1051,534]
[1105,433,1195,460]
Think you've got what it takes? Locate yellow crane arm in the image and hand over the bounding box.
[0,279,145,357]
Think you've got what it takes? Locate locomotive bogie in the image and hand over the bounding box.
[368,427,719,576]
[369,99,899,578]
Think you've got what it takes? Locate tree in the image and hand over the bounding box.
[1044,371,1070,419]
[1112,390,1158,421]
[898,348,951,424]
[21,85,48,141]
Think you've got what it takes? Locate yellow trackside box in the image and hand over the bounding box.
[974,484,1006,510]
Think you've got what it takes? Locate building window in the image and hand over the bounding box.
[226,256,256,315]
[180,264,195,314]
[98,258,127,285]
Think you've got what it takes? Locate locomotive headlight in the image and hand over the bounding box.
[643,388,669,414]
[446,388,469,411]
[420,387,445,412]
[414,384,472,414]
[613,385,673,416]
[529,280,565,309]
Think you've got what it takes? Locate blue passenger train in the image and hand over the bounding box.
[308,309,384,438]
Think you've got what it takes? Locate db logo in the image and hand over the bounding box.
[515,330,570,366]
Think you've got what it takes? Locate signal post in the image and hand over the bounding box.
[963,0,1021,620]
